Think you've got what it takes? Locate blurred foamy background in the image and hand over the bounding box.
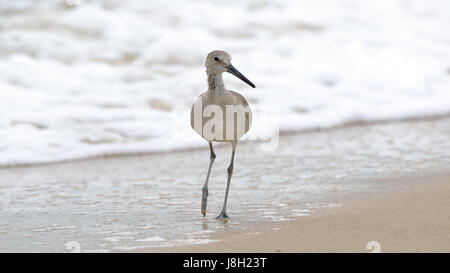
[1,0,450,166]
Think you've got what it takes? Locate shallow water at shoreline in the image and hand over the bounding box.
[0,118,450,252]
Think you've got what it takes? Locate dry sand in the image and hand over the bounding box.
[146,174,450,253]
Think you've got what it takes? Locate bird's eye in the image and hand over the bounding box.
[214,56,219,62]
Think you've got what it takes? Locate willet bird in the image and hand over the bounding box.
[191,50,255,219]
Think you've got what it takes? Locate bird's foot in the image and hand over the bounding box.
[201,186,208,217]
[216,211,229,220]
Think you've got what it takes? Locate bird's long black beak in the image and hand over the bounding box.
[226,64,255,88]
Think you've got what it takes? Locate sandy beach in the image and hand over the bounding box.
[147,174,449,253]
[1,0,450,255]
[1,117,449,252]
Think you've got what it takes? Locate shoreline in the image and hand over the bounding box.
[141,174,450,253]
[1,116,449,252]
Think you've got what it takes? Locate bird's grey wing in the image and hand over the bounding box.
[229,90,252,127]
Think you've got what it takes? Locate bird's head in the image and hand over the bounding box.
[206,50,255,88]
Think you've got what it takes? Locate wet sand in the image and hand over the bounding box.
[1,117,450,252]
[147,174,449,253]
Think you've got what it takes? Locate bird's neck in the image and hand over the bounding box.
[207,72,226,94]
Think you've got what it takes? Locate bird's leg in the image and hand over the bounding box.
[202,142,216,217]
[217,142,237,219]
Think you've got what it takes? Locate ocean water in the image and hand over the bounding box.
[1,117,449,252]
[0,0,450,166]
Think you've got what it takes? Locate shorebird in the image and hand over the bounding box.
[191,50,255,219]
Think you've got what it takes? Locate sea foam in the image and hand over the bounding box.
[0,0,449,166]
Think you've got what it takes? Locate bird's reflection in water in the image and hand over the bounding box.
[202,218,209,231]
[201,217,229,232]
